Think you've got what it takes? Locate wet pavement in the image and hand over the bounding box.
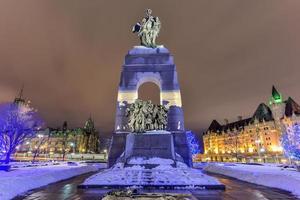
[14,171,299,200]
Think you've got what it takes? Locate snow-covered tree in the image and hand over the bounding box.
[0,102,43,164]
[281,122,300,162]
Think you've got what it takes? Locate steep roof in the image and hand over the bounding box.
[206,118,252,133]
[206,103,273,134]
[285,97,300,117]
[222,118,252,132]
[252,103,273,122]
[207,120,222,132]
[272,85,281,101]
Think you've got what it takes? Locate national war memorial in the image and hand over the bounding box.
[81,9,223,189]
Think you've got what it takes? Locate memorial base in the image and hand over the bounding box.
[80,161,224,190]
[108,131,192,167]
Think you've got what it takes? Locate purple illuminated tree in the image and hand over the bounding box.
[186,131,201,159]
[0,102,43,164]
[281,123,300,162]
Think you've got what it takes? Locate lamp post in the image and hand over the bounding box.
[255,139,262,162]
[70,142,75,154]
[103,149,107,161]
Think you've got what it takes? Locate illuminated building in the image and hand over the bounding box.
[10,88,102,161]
[16,117,100,160]
[201,86,300,163]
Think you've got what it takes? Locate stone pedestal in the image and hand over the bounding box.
[108,133,127,167]
[124,132,175,163]
[108,131,192,167]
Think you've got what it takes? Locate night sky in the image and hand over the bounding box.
[0,1,300,136]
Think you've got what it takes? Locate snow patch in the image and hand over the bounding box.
[204,163,300,197]
[83,162,220,186]
[128,157,174,165]
[0,163,101,200]
[144,130,171,135]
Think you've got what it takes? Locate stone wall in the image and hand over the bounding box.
[108,131,192,167]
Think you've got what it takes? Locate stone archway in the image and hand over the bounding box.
[114,47,185,132]
[138,82,160,105]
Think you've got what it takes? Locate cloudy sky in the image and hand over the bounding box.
[0,0,299,135]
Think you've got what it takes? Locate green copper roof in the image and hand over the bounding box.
[272,85,282,103]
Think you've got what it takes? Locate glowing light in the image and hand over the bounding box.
[271,146,283,152]
[281,123,300,161]
[273,93,282,103]
[0,102,43,163]
[186,131,201,157]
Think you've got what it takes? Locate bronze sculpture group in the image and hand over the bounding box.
[132,9,161,48]
[126,99,168,133]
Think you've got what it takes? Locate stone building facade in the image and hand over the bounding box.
[17,117,100,157]
[201,86,300,163]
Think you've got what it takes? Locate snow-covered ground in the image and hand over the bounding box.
[127,157,175,165]
[0,162,106,200]
[204,163,300,197]
[83,161,221,187]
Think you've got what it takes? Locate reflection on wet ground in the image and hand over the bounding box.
[14,171,299,200]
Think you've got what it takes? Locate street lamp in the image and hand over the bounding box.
[103,149,107,160]
[69,142,75,154]
[255,139,262,162]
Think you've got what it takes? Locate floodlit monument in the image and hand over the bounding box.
[82,9,223,189]
[109,8,190,168]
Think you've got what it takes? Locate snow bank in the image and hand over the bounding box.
[83,162,221,186]
[0,163,100,200]
[204,163,300,197]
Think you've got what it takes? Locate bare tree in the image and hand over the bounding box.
[32,131,50,163]
[61,121,69,161]
[0,102,43,164]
